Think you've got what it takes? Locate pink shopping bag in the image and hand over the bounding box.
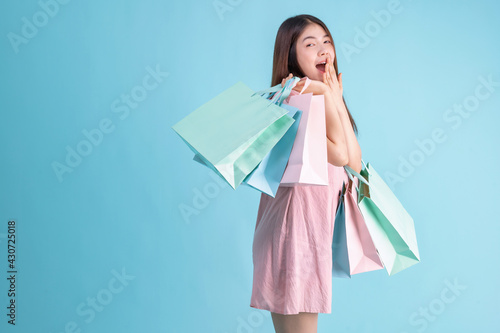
[279,78,329,186]
[344,177,384,275]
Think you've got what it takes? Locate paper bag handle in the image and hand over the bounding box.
[252,76,312,106]
[343,164,370,193]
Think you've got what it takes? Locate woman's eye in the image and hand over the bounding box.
[306,40,330,47]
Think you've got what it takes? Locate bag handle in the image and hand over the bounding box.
[252,77,298,106]
[361,158,370,175]
[343,164,371,193]
[340,181,347,198]
[270,77,300,105]
[252,76,311,106]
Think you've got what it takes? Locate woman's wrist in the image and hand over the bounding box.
[323,89,344,111]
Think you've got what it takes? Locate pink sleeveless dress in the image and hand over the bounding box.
[249,163,350,315]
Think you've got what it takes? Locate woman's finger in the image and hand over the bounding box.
[328,56,337,82]
[325,63,333,87]
[328,61,336,84]
[282,73,294,87]
[294,80,304,88]
[326,55,332,76]
[292,80,304,92]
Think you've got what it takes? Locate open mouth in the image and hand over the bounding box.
[316,62,326,73]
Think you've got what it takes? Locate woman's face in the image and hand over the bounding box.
[295,23,335,81]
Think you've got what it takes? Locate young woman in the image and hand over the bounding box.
[250,14,362,333]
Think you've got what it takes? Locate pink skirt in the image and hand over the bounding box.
[250,163,349,315]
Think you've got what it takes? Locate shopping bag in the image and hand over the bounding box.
[171,81,296,189]
[344,176,384,275]
[241,104,302,197]
[279,78,328,186]
[331,182,351,278]
[191,78,303,196]
[344,160,420,276]
[332,178,384,278]
[193,105,299,197]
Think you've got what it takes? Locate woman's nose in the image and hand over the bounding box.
[318,49,330,57]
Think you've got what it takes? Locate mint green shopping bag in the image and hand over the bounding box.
[172,81,295,189]
[344,160,420,276]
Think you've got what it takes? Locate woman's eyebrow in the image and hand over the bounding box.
[302,34,329,42]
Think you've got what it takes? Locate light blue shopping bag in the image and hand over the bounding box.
[241,104,302,197]
[332,182,351,278]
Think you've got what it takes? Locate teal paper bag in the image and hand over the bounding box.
[172,81,295,189]
[241,104,302,197]
[332,182,351,278]
[344,161,420,276]
[193,105,302,197]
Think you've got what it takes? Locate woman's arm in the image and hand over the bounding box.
[323,92,348,166]
[331,93,362,174]
[285,65,363,172]
[290,80,362,172]
[321,54,362,174]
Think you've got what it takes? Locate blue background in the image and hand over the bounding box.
[1,0,499,332]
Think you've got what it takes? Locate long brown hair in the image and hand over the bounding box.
[271,14,358,134]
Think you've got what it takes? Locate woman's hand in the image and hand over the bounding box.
[280,73,294,87]
[322,54,343,100]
